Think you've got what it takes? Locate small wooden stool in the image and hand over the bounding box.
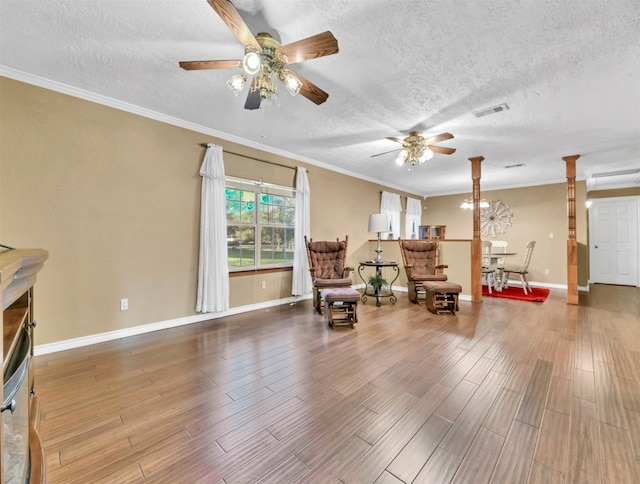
[320,288,360,328]
[422,281,462,315]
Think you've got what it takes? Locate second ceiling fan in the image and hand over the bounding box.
[179,0,339,110]
[373,131,456,167]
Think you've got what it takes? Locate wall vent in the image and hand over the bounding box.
[473,103,510,118]
[591,168,640,178]
[587,168,640,191]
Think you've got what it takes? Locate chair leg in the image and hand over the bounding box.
[313,288,323,313]
[407,282,417,303]
[482,271,493,293]
[520,274,528,294]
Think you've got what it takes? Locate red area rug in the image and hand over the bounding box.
[482,285,550,302]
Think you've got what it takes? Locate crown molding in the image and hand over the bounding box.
[0,66,422,197]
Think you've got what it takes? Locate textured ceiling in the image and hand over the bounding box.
[1,0,639,196]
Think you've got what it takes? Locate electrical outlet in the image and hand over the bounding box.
[544,269,550,275]
[549,232,554,239]
[120,298,128,311]
[261,281,266,289]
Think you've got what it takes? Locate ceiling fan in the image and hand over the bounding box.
[372,131,456,167]
[179,0,339,110]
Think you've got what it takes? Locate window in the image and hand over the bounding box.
[381,191,402,239]
[226,178,295,270]
[405,197,422,239]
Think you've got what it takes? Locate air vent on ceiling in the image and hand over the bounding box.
[473,103,510,118]
[504,163,525,169]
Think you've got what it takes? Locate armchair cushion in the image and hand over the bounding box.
[411,273,448,282]
[307,240,349,279]
[314,277,353,288]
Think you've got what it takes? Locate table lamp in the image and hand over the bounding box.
[368,213,389,263]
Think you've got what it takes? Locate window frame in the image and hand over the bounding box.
[225,176,296,272]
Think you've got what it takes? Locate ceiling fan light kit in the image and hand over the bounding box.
[180,0,338,110]
[226,73,247,96]
[394,145,434,167]
[281,71,303,96]
[242,50,261,75]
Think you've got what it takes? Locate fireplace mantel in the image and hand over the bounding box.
[2,247,48,484]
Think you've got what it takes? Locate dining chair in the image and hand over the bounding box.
[501,241,536,294]
[490,240,508,281]
[481,240,495,293]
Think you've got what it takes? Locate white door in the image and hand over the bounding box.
[589,197,639,286]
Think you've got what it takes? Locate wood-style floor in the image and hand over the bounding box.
[35,284,640,483]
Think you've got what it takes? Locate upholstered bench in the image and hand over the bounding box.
[320,288,360,328]
[422,281,462,315]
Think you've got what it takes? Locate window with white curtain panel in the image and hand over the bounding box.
[380,191,402,239]
[405,197,422,239]
[225,176,296,270]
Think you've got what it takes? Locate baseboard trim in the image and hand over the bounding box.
[35,281,581,356]
[35,294,312,356]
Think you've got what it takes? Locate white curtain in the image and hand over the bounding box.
[405,197,422,239]
[381,191,402,239]
[196,144,229,313]
[292,167,311,295]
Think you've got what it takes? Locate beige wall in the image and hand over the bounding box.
[0,77,419,345]
[422,183,589,287]
[588,187,640,198]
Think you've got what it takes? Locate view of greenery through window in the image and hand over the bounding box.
[226,186,295,269]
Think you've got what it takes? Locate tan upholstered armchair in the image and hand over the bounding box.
[398,239,448,303]
[305,235,354,313]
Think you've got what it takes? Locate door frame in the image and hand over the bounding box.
[587,195,640,287]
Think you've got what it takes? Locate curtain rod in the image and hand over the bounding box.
[226,175,295,194]
[200,144,308,172]
[379,191,423,198]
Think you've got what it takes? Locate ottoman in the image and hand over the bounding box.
[422,281,462,315]
[320,288,360,328]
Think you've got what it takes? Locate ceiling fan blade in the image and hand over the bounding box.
[285,69,329,105]
[179,60,241,70]
[207,0,260,49]
[424,132,454,144]
[386,136,407,144]
[244,78,261,110]
[371,148,402,158]
[280,31,339,64]
[429,145,456,155]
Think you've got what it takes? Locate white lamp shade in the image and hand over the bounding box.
[368,213,389,233]
[226,73,247,96]
[394,149,408,166]
[418,148,434,163]
[283,71,302,96]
